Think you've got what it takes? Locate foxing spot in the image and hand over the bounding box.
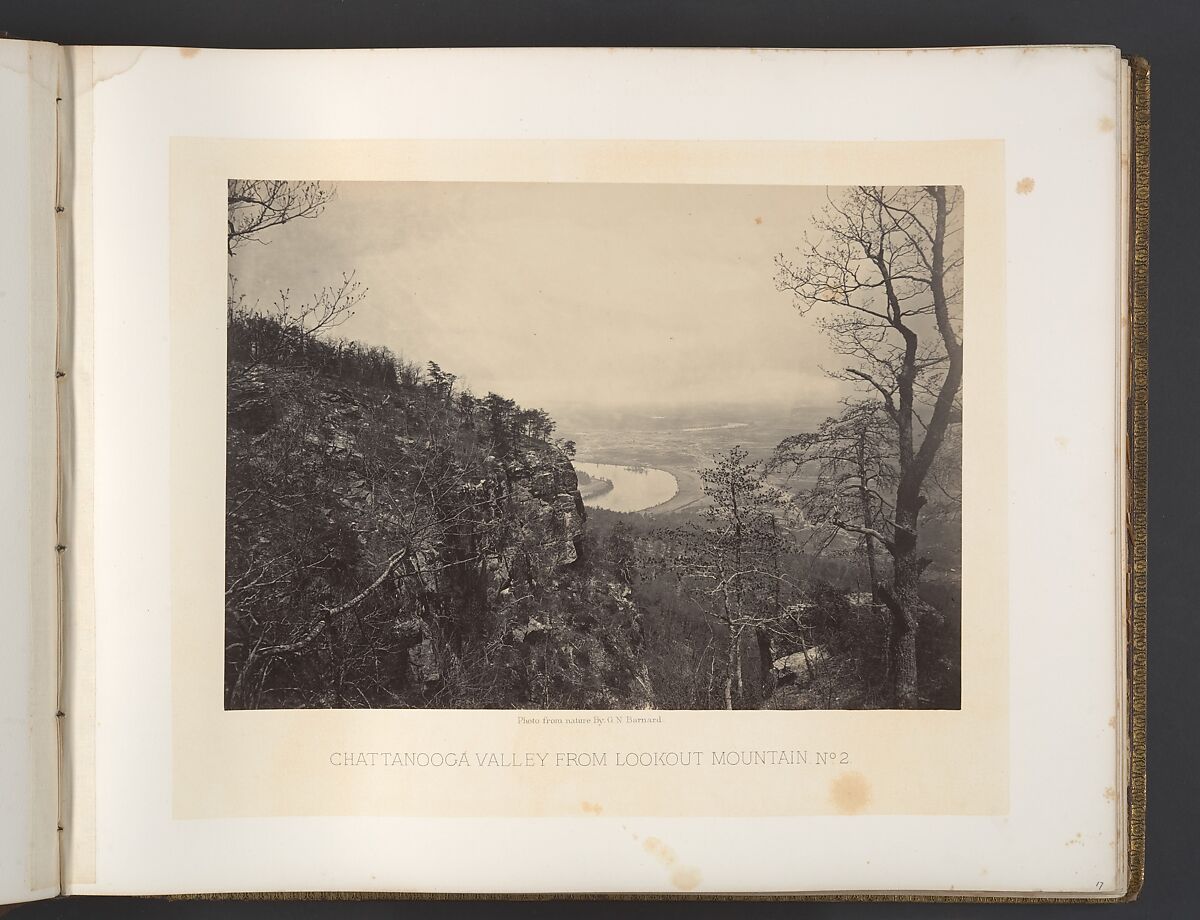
[830,771,871,814]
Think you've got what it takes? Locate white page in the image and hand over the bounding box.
[0,38,62,905]
[69,45,1127,896]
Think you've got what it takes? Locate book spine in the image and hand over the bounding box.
[1124,53,1150,904]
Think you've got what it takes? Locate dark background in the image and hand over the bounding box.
[1,1,1194,917]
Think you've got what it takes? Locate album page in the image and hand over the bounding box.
[64,45,1129,896]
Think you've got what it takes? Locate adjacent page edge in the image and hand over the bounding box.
[0,36,62,906]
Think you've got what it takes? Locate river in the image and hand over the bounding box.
[572,461,679,513]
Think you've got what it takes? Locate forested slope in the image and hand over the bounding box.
[224,309,652,709]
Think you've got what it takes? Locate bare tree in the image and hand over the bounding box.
[773,399,895,590]
[775,186,963,708]
[663,447,794,709]
[227,272,366,383]
[228,180,335,256]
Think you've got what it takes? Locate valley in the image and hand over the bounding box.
[560,405,830,515]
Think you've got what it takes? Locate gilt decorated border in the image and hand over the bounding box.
[1124,53,1149,903]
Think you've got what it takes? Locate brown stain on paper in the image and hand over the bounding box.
[1015,177,1036,195]
[580,800,603,815]
[830,771,871,814]
[753,216,764,225]
[179,47,201,59]
[1103,786,1116,802]
[1098,116,1115,133]
[642,836,702,892]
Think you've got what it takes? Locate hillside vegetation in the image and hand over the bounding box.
[225,308,652,709]
[225,307,959,711]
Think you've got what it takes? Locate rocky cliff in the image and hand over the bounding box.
[225,346,650,710]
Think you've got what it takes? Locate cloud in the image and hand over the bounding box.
[232,180,851,413]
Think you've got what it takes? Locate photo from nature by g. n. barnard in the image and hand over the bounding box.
[224,180,963,711]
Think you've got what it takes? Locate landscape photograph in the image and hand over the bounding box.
[223,179,964,711]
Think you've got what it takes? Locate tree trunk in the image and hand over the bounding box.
[724,625,737,710]
[327,624,342,706]
[396,646,410,690]
[756,627,775,696]
[884,550,924,709]
[735,631,744,702]
[889,607,918,709]
[876,604,892,700]
[860,497,888,696]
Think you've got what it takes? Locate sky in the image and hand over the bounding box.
[229,180,850,416]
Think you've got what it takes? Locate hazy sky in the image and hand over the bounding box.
[230,181,849,414]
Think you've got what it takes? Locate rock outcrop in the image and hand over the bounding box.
[506,445,587,565]
[772,646,827,688]
[227,359,648,709]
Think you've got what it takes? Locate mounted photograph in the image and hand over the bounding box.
[223,180,964,712]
